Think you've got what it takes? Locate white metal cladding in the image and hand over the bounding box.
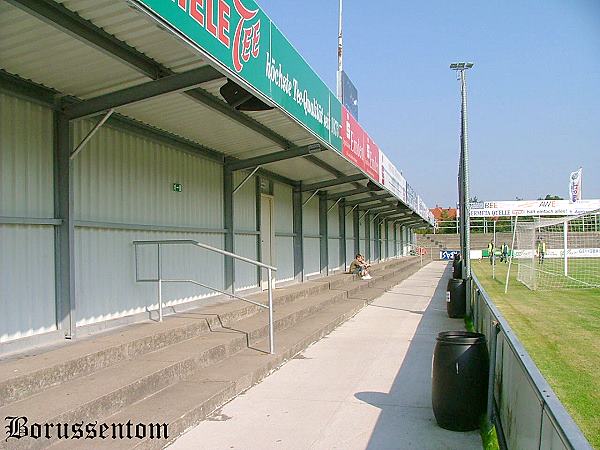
[0,93,56,343]
[234,234,259,291]
[233,171,258,290]
[0,2,148,99]
[274,236,294,283]
[302,195,319,235]
[0,93,54,218]
[274,182,293,233]
[304,237,320,277]
[302,195,320,277]
[327,202,339,237]
[328,239,340,272]
[233,171,256,231]
[369,221,375,260]
[346,239,354,266]
[73,120,223,228]
[359,216,366,254]
[0,224,56,343]
[345,210,354,239]
[327,201,341,271]
[273,182,294,282]
[75,228,225,326]
[388,222,395,257]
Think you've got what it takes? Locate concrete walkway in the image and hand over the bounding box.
[170,261,481,450]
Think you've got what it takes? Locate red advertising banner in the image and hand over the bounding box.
[341,106,379,181]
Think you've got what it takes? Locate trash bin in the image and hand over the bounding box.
[446,279,466,318]
[453,260,462,279]
[432,331,489,431]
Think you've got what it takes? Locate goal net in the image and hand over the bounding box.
[515,209,600,290]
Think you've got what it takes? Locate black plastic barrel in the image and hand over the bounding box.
[432,331,489,431]
[446,279,466,318]
[453,260,462,279]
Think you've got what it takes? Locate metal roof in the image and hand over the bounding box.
[0,0,432,225]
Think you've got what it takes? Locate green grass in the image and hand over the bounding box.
[473,259,600,449]
[517,258,600,289]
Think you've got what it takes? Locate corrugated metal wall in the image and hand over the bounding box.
[274,182,294,283]
[345,210,354,265]
[370,221,375,261]
[233,171,258,291]
[72,121,227,326]
[303,195,320,277]
[359,216,366,255]
[388,222,395,258]
[0,93,56,343]
[327,202,341,272]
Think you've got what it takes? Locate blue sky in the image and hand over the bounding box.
[258,0,600,207]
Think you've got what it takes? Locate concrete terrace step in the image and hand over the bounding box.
[54,300,371,450]
[0,258,416,408]
[0,257,425,450]
[0,292,354,447]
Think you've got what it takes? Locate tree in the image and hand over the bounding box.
[544,194,563,200]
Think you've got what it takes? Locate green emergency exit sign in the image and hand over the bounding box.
[172,183,182,192]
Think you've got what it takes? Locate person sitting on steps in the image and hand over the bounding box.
[349,253,372,280]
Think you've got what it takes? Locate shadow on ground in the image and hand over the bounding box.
[355,263,479,449]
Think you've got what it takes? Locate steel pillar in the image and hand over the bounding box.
[54,111,76,338]
[365,213,371,261]
[339,199,346,271]
[353,207,360,256]
[224,166,234,292]
[385,219,389,259]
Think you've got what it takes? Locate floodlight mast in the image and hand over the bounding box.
[450,62,474,293]
[337,0,343,100]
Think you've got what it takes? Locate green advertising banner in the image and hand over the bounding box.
[129,0,430,220]
[131,0,341,150]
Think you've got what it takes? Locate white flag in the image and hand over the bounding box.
[569,168,582,202]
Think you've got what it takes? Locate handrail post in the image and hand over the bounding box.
[267,268,274,354]
[157,243,163,322]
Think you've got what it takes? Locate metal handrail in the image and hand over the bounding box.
[471,272,592,450]
[133,239,277,354]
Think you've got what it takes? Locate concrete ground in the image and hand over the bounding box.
[170,261,481,450]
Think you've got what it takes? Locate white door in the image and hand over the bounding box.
[260,195,274,288]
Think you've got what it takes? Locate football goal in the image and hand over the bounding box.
[514,209,600,290]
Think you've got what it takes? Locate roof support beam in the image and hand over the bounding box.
[0,69,58,106]
[327,189,392,202]
[343,196,392,208]
[358,204,398,213]
[226,144,321,171]
[63,66,224,120]
[301,174,366,192]
[380,211,412,220]
[7,0,406,201]
[6,0,295,149]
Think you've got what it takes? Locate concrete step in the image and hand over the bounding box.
[0,291,352,444]
[0,257,425,450]
[53,300,371,450]
[0,278,333,407]
[0,258,416,408]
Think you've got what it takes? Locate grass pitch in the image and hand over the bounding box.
[472,259,600,448]
[517,257,600,289]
